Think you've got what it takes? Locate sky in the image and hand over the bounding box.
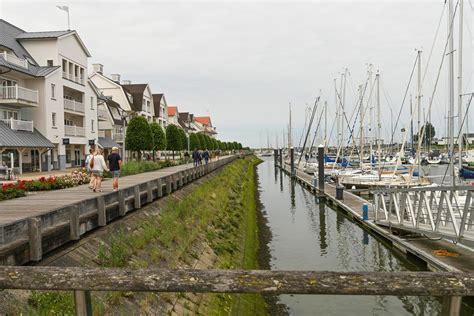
[1,0,473,148]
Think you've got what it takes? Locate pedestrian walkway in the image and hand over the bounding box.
[0,156,236,265]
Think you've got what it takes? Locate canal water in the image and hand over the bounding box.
[257,158,450,315]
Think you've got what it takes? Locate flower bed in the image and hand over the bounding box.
[0,169,90,201]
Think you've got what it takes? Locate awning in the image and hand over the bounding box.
[98,137,121,149]
[0,121,54,148]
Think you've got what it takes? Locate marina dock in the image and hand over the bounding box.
[280,163,474,273]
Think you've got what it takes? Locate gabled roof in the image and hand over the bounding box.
[122,84,148,112]
[0,121,54,148]
[16,30,73,39]
[16,29,91,57]
[168,106,177,117]
[152,94,163,118]
[0,19,72,76]
[195,116,211,126]
[178,112,196,131]
[98,137,121,149]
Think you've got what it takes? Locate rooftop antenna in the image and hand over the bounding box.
[56,5,70,30]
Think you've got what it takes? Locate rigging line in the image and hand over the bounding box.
[298,97,320,166]
[416,0,460,181]
[308,108,325,155]
[440,93,474,184]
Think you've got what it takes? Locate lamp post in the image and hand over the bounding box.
[121,111,127,161]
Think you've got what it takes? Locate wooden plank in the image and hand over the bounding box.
[0,267,473,296]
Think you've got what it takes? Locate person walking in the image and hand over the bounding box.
[107,147,122,192]
[91,148,109,192]
[192,148,199,167]
[85,148,94,189]
[203,149,210,165]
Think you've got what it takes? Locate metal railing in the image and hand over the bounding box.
[0,118,34,132]
[0,85,39,104]
[97,108,109,119]
[64,125,85,137]
[1,51,28,68]
[62,72,84,85]
[64,99,85,113]
[374,186,474,246]
[112,132,124,142]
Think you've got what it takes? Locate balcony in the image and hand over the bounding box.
[62,72,85,85]
[112,132,124,142]
[98,108,109,120]
[0,86,39,107]
[64,125,85,137]
[1,52,28,69]
[0,118,34,132]
[63,99,85,114]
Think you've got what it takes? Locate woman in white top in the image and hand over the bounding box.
[91,148,109,192]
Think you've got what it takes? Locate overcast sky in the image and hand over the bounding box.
[1,0,472,148]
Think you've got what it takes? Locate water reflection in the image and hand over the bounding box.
[258,158,446,315]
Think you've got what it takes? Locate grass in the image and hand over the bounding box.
[24,156,267,314]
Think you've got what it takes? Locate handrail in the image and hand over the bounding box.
[1,266,472,296]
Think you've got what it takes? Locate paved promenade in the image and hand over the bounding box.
[0,156,237,265]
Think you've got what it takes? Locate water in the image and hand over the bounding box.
[258,159,446,315]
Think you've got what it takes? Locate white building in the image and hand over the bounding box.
[152,93,168,128]
[0,19,98,173]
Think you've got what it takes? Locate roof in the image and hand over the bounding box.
[168,106,177,117]
[122,84,147,112]
[15,30,73,39]
[0,121,54,148]
[195,116,211,126]
[105,99,125,125]
[178,112,196,131]
[152,94,163,117]
[98,137,121,149]
[0,19,61,77]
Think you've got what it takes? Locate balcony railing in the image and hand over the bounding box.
[64,125,85,137]
[0,118,34,132]
[0,86,39,105]
[1,52,28,69]
[64,99,85,113]
[112,132,124,142]
[62,72,84,85]
[98,108,109,120]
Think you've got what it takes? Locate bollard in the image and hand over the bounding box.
[290,147,295,178]
[317,145,324,194]
[336,186,344,200]
[362,203,369,221]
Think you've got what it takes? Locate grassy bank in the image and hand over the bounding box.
[24,155,267,315]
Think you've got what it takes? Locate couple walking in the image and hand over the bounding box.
[85,147,122,192]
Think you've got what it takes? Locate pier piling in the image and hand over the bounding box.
[290,147,295,178]
[317,144,325,195]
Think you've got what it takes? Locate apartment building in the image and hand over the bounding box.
[0,19,98,173]
[195,116,217,138]
[152,93,168,128]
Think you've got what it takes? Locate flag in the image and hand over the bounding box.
[56,5,69,13]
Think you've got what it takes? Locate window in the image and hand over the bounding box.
[2,110,19,120]
[64,119,74,126]
[52,112,56,127]
[66,148,71,163]
[47,60,54,67]
[51,84,55,99]
[90,96,94,109]
[91,119,95,133]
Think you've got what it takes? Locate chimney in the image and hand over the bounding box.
[111,74,121,83]
[92,63,103,74]
[122,79,131,85]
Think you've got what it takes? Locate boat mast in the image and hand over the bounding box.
[335,78,340,149]
[417,50,422,179]
[457,0,464,174]
[289,103,292,150]
[410,94,414,154]
[324,100,328,148]
[342,68,348,156]
[359,84,364,165]
[448,0,455,185]
[376,71,382,178]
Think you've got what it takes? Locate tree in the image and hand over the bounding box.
[198,133,207,149]
[219,140,227,151]
[211,138,218,151]
[166,124,182,159]
[125,116,154,159]
[178,128,188,151]
[150,122,167,160]
[414,122,436,146]
[190,133,201,150]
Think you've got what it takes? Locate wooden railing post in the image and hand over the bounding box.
[74,290,92,316]
[28,217,42,261]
